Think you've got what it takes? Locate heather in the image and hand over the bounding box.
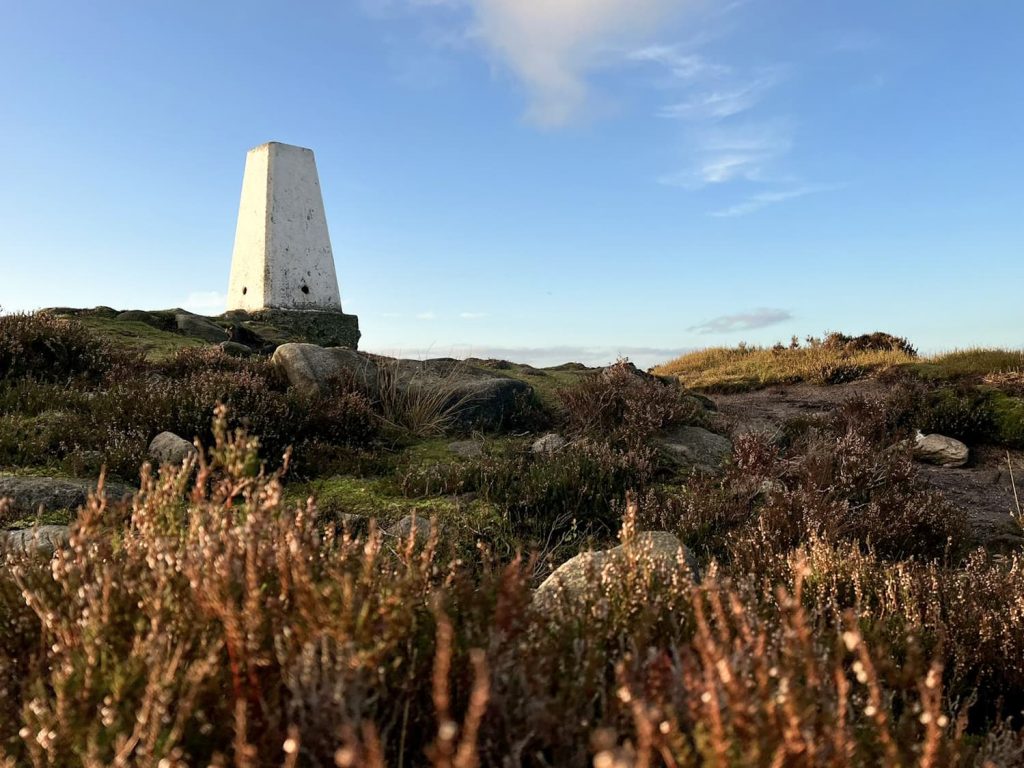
[1,313,1023,766]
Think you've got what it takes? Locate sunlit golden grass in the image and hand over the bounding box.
[654,344,1024,392]
[652,345,916,392]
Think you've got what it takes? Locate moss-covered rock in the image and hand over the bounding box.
[990,392,1024,448]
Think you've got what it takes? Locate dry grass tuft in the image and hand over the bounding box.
[653,344,915,392]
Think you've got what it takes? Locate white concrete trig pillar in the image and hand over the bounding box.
[226,142,344,312]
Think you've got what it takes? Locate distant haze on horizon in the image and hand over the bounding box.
[1,1,1021,364]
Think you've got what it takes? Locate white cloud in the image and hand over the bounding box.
[459,311,488,319]
[181,291,226,316]
[470,0,690,126]
[416,310,437,320]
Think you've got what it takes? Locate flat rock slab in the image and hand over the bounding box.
[0,475,135,517]
[448,440,484,458]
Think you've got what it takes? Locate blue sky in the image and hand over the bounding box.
[1,0,1021,367]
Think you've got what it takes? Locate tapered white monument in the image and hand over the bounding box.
[227,142,344,312]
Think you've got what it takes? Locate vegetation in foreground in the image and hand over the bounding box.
[1,311,1023,766]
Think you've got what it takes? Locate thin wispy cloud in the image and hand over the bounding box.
[636,39,839,214]
[658,120,793,188]
[459,311,488,319]
[416,310,437,320]
[690,308,793,334]
[709,183,843,217]
[657,68,783,121]
[627,45,725,81]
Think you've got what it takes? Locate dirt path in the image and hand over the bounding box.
[710,382,1024,551]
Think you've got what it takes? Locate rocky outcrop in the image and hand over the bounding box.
[0,475,135,517]
[272,344,533,431]
[534,532,699,611]
[913,431,969,468]
[175,313,228,343]
[656,425,732,473]
[148,432,198,466]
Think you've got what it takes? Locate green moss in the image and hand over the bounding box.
[989,392,1024,448]
[3,508,74,530]
[286,474,515,560]
[75,317,205,360]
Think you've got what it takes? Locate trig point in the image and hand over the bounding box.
[225,142,359,348]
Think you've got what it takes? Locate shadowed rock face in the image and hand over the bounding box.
[272,343,533,432]
[656,425,733,474]
[533,531,700,613]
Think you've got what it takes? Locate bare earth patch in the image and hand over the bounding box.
[711,381,1024,550]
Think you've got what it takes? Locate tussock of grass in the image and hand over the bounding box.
[653,345,915,392]
[909,348,1024,380]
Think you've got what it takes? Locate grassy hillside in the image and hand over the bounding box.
[654,333,1024,393]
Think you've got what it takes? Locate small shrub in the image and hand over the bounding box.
[811,361,870,385]
[401,440,656,543]
[919,386,999,444]
[821,330,918,357]
[559,360,699,446]
[0,311,132,382]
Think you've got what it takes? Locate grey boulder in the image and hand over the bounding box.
[271,343,377,397]
[0,475,135,517]
[175,313,228,343]
[2,525,71,556]
[656,425,733,473]
[148,431,197,466]
[913,431,969,468]
[534,532,699,611]
[532,433,568,454]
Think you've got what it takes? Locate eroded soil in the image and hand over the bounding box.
[711,381,1024,550]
